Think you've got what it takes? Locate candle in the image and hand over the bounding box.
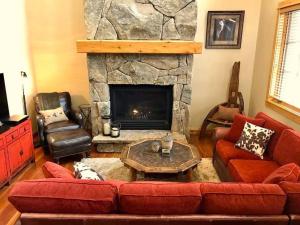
[103,123,111,135]
[111,127,119,137]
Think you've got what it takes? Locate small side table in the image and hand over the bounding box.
[79,104,92,130]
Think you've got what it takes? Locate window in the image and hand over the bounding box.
[267,1,300,121]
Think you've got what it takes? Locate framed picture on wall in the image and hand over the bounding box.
[206,11,245,49]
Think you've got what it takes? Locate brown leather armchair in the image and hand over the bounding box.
[34,92,83,147]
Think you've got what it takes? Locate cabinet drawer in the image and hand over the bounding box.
[5,130,19,144]
[0,138,4,148]
[19,123,31,135]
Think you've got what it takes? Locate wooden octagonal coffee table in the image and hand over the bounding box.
[121,139,201,180]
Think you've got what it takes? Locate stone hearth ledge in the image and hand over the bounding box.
[93,130,187,153]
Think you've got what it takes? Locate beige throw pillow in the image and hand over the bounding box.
[39,107,69,126]
[213,105,240,121]
[235,122,275,159]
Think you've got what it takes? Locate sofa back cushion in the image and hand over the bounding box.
[273,129,300,166]
[200,183,286,215]
[255,112,292,156]
[8,179,118,214]
[119,182,201,215]
[263,163,300,184]
[42,161,75,179]
[225,114,265,143]
[279,182,300,214]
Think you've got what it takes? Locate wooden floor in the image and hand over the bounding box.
[0,134,213,225]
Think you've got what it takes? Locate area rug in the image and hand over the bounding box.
[80,158,220,182]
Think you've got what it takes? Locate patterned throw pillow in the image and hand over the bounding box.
[39,107,69,126]
[235,122,275,159]
[73,162,104,181]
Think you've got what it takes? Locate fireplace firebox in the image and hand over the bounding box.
[110,85,173,130]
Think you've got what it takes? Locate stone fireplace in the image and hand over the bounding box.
[84,0,198,151]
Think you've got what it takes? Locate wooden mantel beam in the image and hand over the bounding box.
[76,40,202,54]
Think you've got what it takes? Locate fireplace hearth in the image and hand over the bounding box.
[110,85,173,130]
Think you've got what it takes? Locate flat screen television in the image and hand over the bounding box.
[0,73,9,120]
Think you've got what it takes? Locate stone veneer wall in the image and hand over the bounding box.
[84,0,197,137]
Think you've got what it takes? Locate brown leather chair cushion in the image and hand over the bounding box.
[47,129,91,150]
[45,121,80,134]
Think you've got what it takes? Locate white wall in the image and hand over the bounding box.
[249,0,300,131]
[190,0,262,130]
[0,1,36,123]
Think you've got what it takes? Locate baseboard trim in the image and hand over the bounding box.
[190,129,200,136]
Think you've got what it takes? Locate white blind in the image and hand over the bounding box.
[270,10,300,109]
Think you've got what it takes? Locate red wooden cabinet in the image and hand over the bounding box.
[0,119,34,188]
[7,140,22,174]
[20,132,34,162]
[0,148,8,184]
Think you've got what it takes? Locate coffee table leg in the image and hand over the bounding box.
[130,168,137,181]
[136,171,145,181]
[177,172,187,181]
[187,168,194,181]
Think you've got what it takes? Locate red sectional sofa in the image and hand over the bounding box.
[213,112,300,225]
[213,112,295,183]
[9,178,291,225]
[8,112,300,225]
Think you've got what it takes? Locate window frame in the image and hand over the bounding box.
[266,0,300,124]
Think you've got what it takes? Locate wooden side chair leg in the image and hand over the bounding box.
[199,120,210,139]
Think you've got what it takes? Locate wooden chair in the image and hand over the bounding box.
[199,62,244,138]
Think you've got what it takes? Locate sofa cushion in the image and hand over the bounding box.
[263,163,300,184]
[225,114,265,143]
[273,129,300,166]
[119,182,201,215]
[45,120,80,134]
[279,182,300,214]
[200,183,286,215]
[228,159,279,183]
[216,140,262,166]
[8,179,118,214]
[42,161,75,179]
[255,112,292,156]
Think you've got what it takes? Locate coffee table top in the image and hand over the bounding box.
[121,139,201,174]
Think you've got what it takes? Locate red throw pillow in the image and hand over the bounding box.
[119,182,202,215]
[8,179,118,214]
[225,114,265,143]
[42,161,74,179]
[263,163,300,184]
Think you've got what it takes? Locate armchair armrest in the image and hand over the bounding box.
[212,127,230,142]
[70,109,84,128]
[36,114,45,145]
